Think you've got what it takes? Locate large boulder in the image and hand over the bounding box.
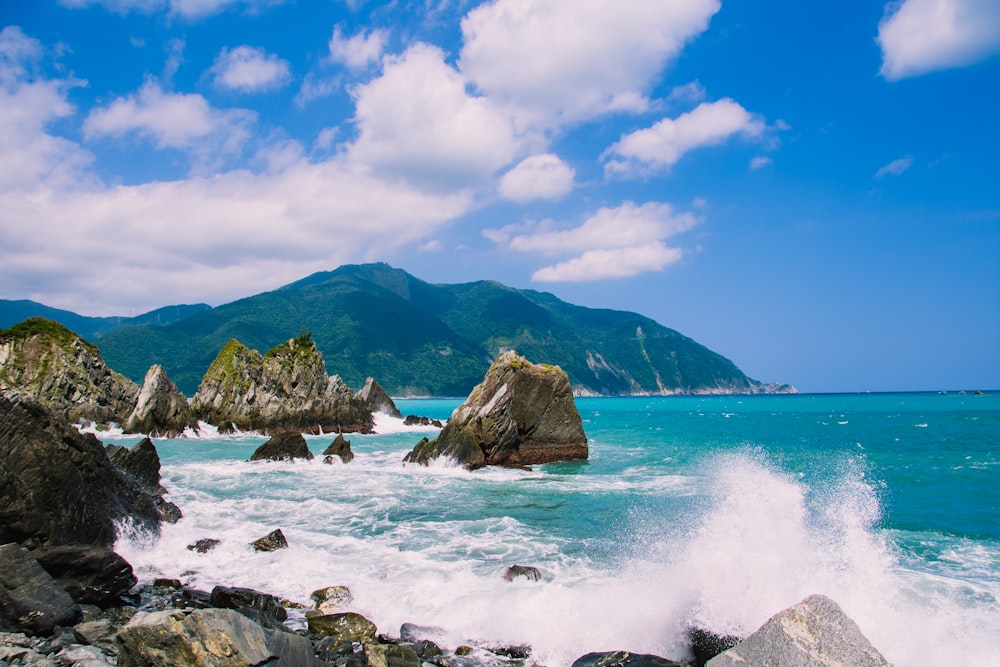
[355,377,402,418]
[124,364,198,437]
[0,394,180,549]
[0,318,139,425]
[190,336,374,434]
[116,608,318,666]
[250,432,314,462]
[0,543,82,636]
[706,594,891,667]
[32,545,137,609]
[404,351,588,469]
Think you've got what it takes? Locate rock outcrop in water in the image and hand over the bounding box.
[190,335,373,434]
[123,364,198,437]
[250,432,315,462]
[355,376,402,418]
[0,318,139,425]
[404,351,587,469]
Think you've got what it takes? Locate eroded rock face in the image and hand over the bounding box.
[0,318,139,425]
[355,377,402,418]
[190,337,373,434]
[124,364,198,437]
[706,594,891,667]
[404,351,588,469]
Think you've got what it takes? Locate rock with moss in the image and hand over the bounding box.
[190,335,373,434]
[0,317,139,425]
[404,351,588,469]
[123,364,198,437]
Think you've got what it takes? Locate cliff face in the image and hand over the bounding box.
[124,364,198,437]
[405,350,588,469]
[190,335,373,434]
[0,318,139,424]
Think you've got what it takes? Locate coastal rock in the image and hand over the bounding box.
[502,565,542,582]
[364,642,421,667]
[108,437,166,496]
[686,627,740,666]
[322,434,354,463]
[403,415,444,428]
[0,318,139,425]
[250,432,314,462]
[311,586,354,615]
[572,652,687,667]
[32,546,137,609]
[123,364,198,437]
[251,529,288,552]
[404,351,588,469]
[209,586,287,625]
[116,608,317,667]
[0,543,82,636]
[307,612,377,642]
[186,538,220,554]
[0,394,178,549]
[706,594,891,667]
[190,335,374,434]
[355,377,402,418]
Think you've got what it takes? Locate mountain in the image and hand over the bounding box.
[0,300,210,341]
[89,263,790,397]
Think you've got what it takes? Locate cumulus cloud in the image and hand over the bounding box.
[875,156,913,178]
[604,99,766,177]
[211,45,290,92]
[485,201,700,282]
[329,26,388,70]
[459,0,721,130]
[878,0,1000,80]
[347,42,518,189]
[498,154,575,203]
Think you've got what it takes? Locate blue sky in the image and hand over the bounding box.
[1,0,998,393]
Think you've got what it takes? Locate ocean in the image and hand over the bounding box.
[101,392,1000,666]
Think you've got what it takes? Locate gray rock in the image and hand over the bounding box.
[364,642,421,667]
[321,434,354,463]
[32,546,137,609]
[123,365,198,437]
[0,543,82,636]
[209,585,287,623]
[250,432,314,462]
[56,644,115,666]
[310,585,354,615]
[404,351,588,469]
[116,608,317,666]
[72,619,118,656]
[355,377,402,418]
[107,437,166,496]
[307,612,377,642]
[706,594,891,667]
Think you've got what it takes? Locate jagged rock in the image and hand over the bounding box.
[355,377,402,418]
[116,608,317,666]
[686,627,740,666]
[572,652,687,667]
[502,565,542,582]
[0,395,178,549]
[123,364,198,437]
[32,546,137,609]
[310,586,354,615]
[186,538,220,554]
[250,432,314,462]
[109,437,166,495]
[403,415,443,428]
[404,351,588,469]
[209,586,287,624]
[190,336,374,434]
[706,594,891,667]
[0,543,82,636]
[250,529,288,552]
[321,434,354,463]
[0,318,139,425]
[307,612,377,642]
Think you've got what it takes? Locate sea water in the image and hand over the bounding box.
[106,393,1000,666]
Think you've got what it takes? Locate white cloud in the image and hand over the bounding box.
[295,72,341,107]
[328,26,388,70]
[346,42,518,188]
[60,0,285,18]
[667,81,708,106]
[875,156,914,178]
[83,80,256,170]
[459,0,721,130]
[486,201,699,282]
[878,0,1000,80]
[211,45,290,92]
[417,239,443,252]
[604,99,766,176]
[498,154,575,203]
[749,156,773,171]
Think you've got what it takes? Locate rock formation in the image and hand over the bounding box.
[404,351,588,469]
[355,376,402,417]
[706,594,891,666]
[251,529,288,552]
[123,364,198,437]
[0,317,139,425]
[0,394,180,550]
[32,545,137,609]
[250,432,314,462]
[0,543,82,636]
[190,335,373,434]
[322,434,354,463]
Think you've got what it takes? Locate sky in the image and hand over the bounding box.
[1,0,998,393]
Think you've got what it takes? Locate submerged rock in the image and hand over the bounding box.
[321,434,354,463]
[186,538,220,554]
[251,529,288,552]
[355,377,402,418]
[404,351,588,469]
[706,594,891,667]
[250,432,314,462]
[502,565,542,582]
[123,364,198,437]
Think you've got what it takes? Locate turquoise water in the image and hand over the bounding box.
[108,392,1000,666]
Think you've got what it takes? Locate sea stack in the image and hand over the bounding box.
[124,364,198,437]
[404,351,588,469]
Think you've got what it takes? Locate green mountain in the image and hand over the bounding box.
[0,300,210,341]
[89,263,787,397]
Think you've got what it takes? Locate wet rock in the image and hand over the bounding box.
[404,351,587,469]
[250,431,314,462]
[209,585,287,623]
[502,565,542,582]
[108,437,166,496]
[0,543,81,636]
[572,651,688,667]
[186,538,220,554]
[123,364,198,437]
[364,642,421,667]
[403,415,443,428]
[686,627,740,667]
[251,528,289,552]
[322,434,355,464]
[355,377,402,418]
[307,612,377,642]
[399,623,448,644]
[311,585,354,615]
[32,545,137,609]
[706,594,891,667]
